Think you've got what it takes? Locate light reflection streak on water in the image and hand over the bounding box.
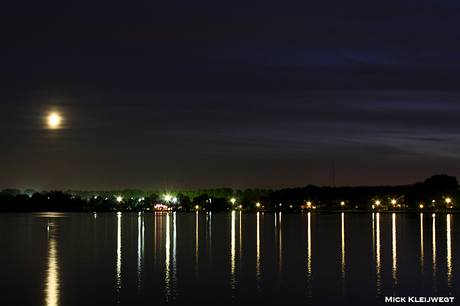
[279,212,282,276]
[195,211,199,280]
[116,212,122,299]
[372,213,375,258]
[165,212,178,300]
[341,212,345,297]
[420,214,425,281]
[206,212,212,265]
[447,214,452,289]
[137,212,144,293]
[172,213,177,297]
[274,212,277,251]
[165,213,171,297]
[46,218,59,306]
[273,212,282,282]
[154,214,157,266]
[432,214,437,291]
[307,212,312,297]
[392,213,397,286]
[231,211,236,291]
[375,213,381,296]
[256,212,261,288]
[239,211,242,270]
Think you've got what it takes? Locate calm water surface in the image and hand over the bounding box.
[0,212,458,305]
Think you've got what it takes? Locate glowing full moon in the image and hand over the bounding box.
[48,114,61,127]
[50,115,59,125]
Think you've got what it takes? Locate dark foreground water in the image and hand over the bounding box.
[0,212,458,305]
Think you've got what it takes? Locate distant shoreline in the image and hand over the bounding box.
[302,209,459,214]
[0,210,458,214]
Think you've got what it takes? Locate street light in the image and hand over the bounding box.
[391,199,396,210]
[446,198,451,209]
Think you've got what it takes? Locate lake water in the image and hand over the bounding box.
[0,212,458,305]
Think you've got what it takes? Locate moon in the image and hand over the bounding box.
[48,114,61,128]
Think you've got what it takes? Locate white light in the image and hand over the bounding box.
[50,115,59,125]
[48,114,61,128]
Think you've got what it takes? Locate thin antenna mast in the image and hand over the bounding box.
[332,160,335,187]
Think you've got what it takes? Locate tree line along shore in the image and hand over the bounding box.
[0,174,458,213]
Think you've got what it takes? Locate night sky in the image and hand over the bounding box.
[1,1,460,192]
